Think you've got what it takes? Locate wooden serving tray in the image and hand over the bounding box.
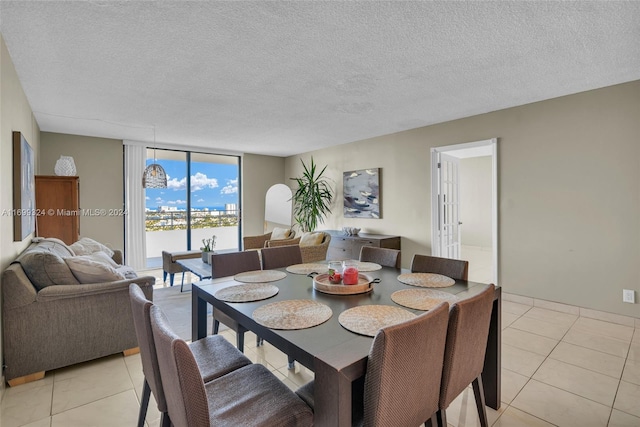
[312,273,379,295]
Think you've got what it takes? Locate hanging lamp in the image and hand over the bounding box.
[142,127,167,188]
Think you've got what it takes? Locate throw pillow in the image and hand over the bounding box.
[270,227,292,240]
[299,232,325,247]
[89,251,119,267]
[116,265,138,280]
[65,256,126,284]
[70,237,115,257]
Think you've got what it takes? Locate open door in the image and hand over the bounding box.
[433,153,461,259]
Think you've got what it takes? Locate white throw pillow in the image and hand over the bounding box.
[270,227,292,240]
[65,256,125,284]
[299,232,325,247]
[88,251,119,267]
[70,237,115,257]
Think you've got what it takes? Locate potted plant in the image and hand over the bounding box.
[290,157,334,232]
[201,234,217,263]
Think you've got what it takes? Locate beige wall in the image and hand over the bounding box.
[39,132,125,251]
[460,156,492,248]
[285,81,640,318]
[0,33,41,390]
[241,154,286,239]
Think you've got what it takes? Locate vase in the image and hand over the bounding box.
[202,251,213,264]
[54,156,76,176]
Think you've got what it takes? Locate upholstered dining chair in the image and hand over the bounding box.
[296,301,450,427]
[359,246,401,268]
[436,284,496,427]
[261,244,303,270]
[149,304,313,427]
[128,284,251,427]
[411,254,469,281]
[210,250,262,349]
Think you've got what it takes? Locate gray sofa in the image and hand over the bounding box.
[2,237,154,386]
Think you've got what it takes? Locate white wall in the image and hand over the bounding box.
[460,156,492,248]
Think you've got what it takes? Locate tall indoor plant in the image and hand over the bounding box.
[290,157,333,232]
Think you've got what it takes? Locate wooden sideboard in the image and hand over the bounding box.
[325,230,401,261]
[35,175,80,245]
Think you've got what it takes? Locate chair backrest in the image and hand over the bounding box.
[359,246,401,268]
[299,232,332,263]
[411,254,469,280]
[363,302,449,427]
[150,305,210,427]
[439,284,495,409]
[210,250,261,279]
[261,245,303,269]
[128,284,167,411]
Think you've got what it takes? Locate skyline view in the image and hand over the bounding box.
[144,157,239,211]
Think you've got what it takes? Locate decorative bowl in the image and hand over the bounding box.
[342,227,361,236]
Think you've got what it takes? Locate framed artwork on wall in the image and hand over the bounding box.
[13,131,36,241]
[343,168,380,218]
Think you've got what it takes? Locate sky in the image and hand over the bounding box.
[145,158,238,210]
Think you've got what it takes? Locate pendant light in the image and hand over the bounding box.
[142,127,167,188]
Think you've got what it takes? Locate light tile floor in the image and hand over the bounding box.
[2,257,639,426]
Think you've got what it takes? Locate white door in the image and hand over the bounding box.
[436,153,461,259]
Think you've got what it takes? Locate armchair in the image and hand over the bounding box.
[243,227,296,250]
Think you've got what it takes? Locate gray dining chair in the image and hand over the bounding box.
[149,304,313,427]
[297,301,450,427]
[411,254,469,280]
[210,250,262,349]
[128,284,251,427]
[261,244,303,270]
[359,246,401,268]
[436,284,495,427]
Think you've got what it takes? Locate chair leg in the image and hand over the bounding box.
[180,272,185,292]
[169,273,175,287]
[137,379,150,427]
[256,336,263,346]
[424,413,438,427]
[436,409,447,427]
[287,355,295,370]
[237,328,245,352]
[162,271,167,283]
[472,375,489,427]
[213,318,220,335]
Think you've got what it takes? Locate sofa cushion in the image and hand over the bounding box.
[15,243,80,290]
[116,265,138,280]
[70,237,115,258]
[65,256,126,284]
[299,232,325,247]
[270,227,292,240]
[89,251,119,268]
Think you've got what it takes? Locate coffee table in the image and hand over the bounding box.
[176,258,212,291]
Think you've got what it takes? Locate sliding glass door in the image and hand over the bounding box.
[144,149,240,263]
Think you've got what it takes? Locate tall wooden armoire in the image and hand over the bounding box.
[35,176,80,245]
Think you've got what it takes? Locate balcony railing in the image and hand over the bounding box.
[145,209,239,231]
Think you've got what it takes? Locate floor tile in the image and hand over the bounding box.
[21,419,52,427]
[627,341,640,361]
[523,307,578,327]
[0,381,53,427]
[502,328,559,357]
[511,379,611,426]
[502,301,532,316]
[532,358,619,406]
[502,344,546,378]
[562,329,630,358]
[276,364,315,388]
[548,342,625,379]
[500,369,529,404]
[613,381,640,418]
[571,317,634,342]
[502,312,520,329]
[493,406,555,426]
[51,389,140,427]
[509,315,571,340]
[51,356,135,414]
[621,357,640,386]
[443,387,504,427]
[534,299,580,316]
[608,409,640,426]
[579,308,635,328]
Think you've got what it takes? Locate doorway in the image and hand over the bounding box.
[431,138,498,284]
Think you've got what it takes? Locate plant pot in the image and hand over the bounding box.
[202,251,213,264]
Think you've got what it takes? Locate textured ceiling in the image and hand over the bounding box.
[1,1,639,156]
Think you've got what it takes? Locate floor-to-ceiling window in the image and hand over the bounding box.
[144,149,240,265]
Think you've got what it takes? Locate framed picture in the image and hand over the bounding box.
[13,131,36,241]
[343,168,380,218]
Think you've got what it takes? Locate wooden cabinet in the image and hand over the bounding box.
[35,176,80,245]
[326,230,401,261]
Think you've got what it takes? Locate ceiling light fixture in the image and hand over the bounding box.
[142,127,167,188]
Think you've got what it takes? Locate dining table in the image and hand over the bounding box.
[191,263,501,427]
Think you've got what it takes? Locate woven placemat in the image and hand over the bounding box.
[214,283,279,303]
[252,300,333,330]
[397,272,455,288]
[233,269,287,283]
[391,289,457,311]
[286,263,329,275]
[338,305,416,337]
[352,261,382,272]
